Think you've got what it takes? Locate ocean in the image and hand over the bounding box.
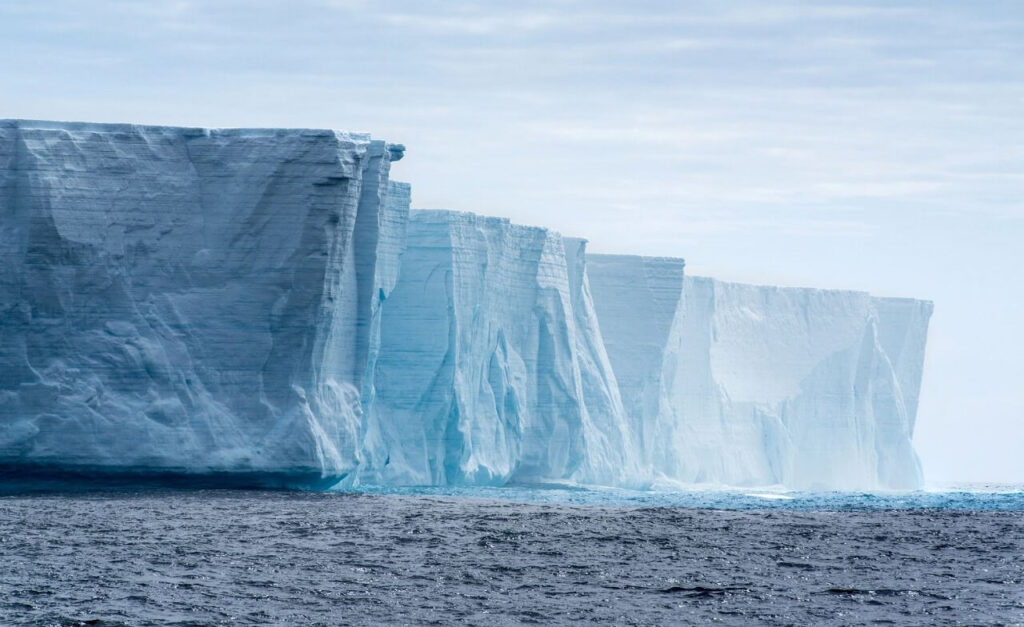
[1,486,1022,626]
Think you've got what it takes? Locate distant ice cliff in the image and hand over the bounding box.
[587,266,930,491]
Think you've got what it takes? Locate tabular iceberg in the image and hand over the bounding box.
[586,264,933,491]
[0,119,933,490]
[0,119,406,486]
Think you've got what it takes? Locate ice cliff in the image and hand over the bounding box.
[0,119,933,490]
[585,255,689,480]
[586,264,932,491]
[359,213,636,486]
[0,119,407,486]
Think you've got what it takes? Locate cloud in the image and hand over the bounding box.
[379,11,564,35]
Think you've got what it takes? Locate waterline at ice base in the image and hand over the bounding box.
[0,120,932,492]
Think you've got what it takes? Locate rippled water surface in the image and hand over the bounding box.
[2,488,1023,625]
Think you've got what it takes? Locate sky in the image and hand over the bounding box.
[1,0,1021,484]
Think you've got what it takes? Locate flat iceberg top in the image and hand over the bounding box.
[410,208,568,239]
[588,252,686,267]
[689,274,933,307]
[3,118,369,142]
[0,118,407,161]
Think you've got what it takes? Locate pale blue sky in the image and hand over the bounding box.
[2,0,1021,483]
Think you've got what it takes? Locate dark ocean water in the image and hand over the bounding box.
[1,488,1023,626]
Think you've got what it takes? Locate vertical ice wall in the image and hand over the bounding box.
[0,120,404,486]
[585,254,687,478]
[355,180,411,478]
[674,278,931,490]
[870,296,934,488]
[561,239,640,485]
[587,263,932,491]
[365,212,635,485]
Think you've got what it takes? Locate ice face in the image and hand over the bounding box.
[361,213,637,486]
[0,120,405,486]
[869,296,934,488]
[586,266,933,491]
[585,254,688,479]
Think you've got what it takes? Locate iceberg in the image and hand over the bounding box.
[0,119,933,491]
[0,119,407,487]
[586,265,933,491]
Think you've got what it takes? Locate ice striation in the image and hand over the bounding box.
[585,255,688,480]
[0,119,933,490]
[0,119,406,487]
[360,212,636,486]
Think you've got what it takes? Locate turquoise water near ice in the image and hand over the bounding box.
[344,482,1024,510]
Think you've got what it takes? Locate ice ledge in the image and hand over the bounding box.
[0,118,408,160]
[586,252,687,268]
